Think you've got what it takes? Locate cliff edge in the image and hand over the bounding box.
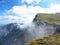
[33,13,60,26]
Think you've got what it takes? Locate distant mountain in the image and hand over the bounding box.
[56,13,60,14]
[0,23,28,45]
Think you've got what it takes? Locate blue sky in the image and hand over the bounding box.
[0,0,60,14]
[0,0,60,25]
[0,0,18,13]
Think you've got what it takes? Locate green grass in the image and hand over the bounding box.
[26,34,60,45]
[36,13,60,25]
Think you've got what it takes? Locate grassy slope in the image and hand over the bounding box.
[36,13,60,25]
[26,34,60,45]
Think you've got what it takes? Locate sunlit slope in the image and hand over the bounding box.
[36,13,60,25]
[26,34,60,45]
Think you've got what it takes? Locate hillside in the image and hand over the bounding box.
[26,34,60,45]
[26,13,60,45]
[35,13,60,25]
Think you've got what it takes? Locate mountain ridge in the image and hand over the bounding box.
[0,13,60,45]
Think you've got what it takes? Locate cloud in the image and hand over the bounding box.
[21,0,41,4]
[0,15,20,25]
[50,4,60,13]
[0,3,60,25]
[26,0,41,4]
[20,0,58,7]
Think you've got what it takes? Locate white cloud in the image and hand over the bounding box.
[21,0,41,4]
[0,3,60,25]
[26,0,33,4]
[50,4,60,13]
[26,0,41,4]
